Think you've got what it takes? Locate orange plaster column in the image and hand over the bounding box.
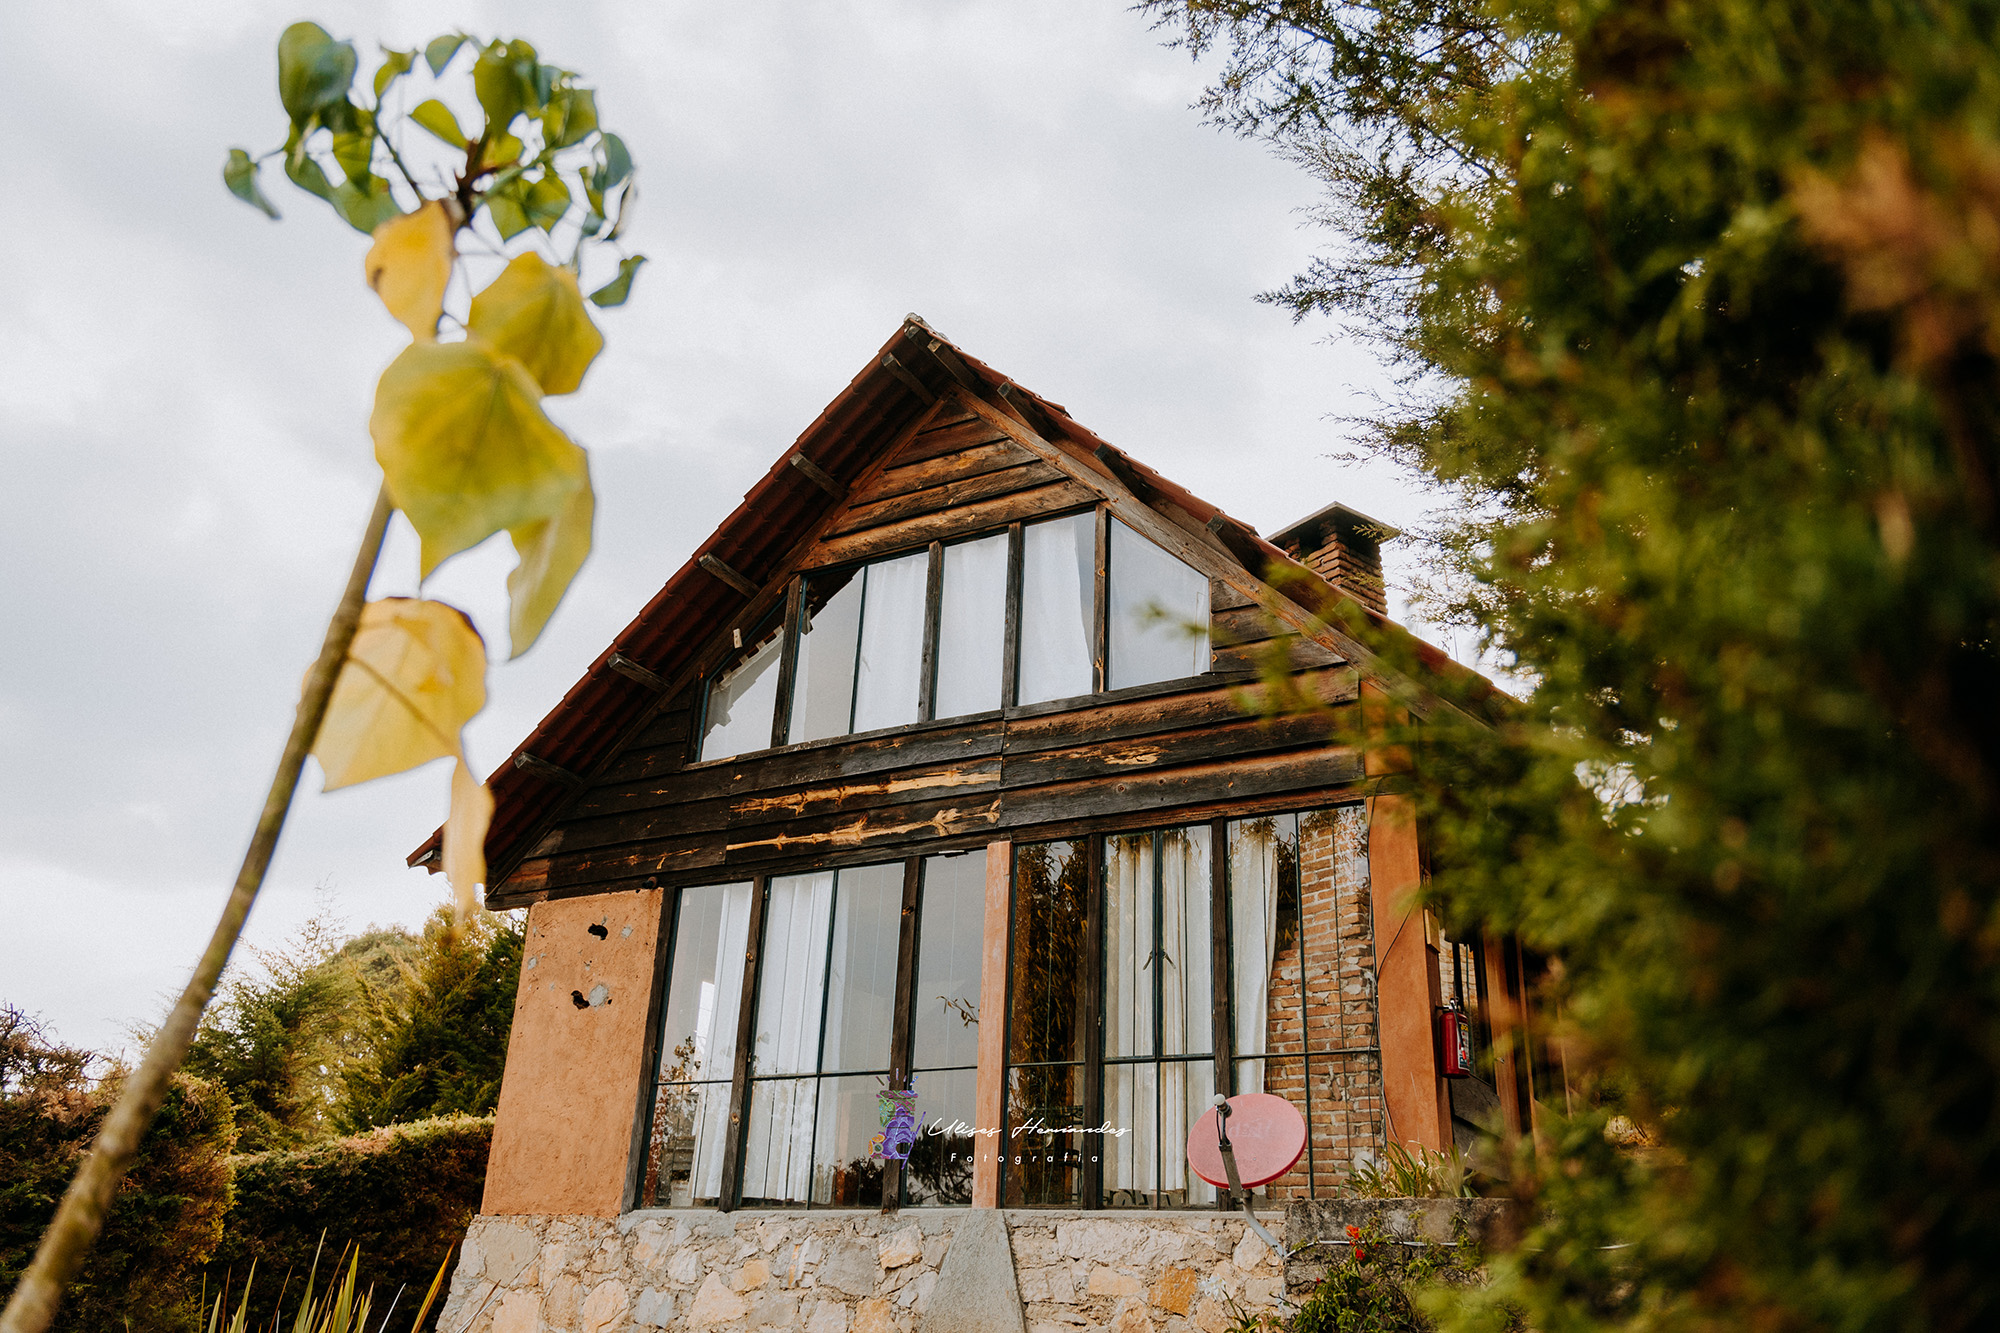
[483,889,664,1217]
[1368,794,1451,1153]
[972,839,1011,1208]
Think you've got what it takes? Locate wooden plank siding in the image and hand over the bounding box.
[487,405,1369,909]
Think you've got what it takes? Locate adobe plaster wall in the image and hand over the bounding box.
[438,1210,1287,1333]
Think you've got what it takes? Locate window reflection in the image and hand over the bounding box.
[789,569,864,745]
[935,534,1009,719]
[851,550,929,734]
[1010,841,1089,1066]
[697,624,783,762]
[642,881,753,1207]
[915,851,986,1072]
[1018,514,1096,705]
[1108,518,1210,689]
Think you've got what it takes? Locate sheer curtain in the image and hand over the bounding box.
[1158,828,1211,1202]
[935,535,1009,719]
[851,551,928,733]
[1019,514,1095,704]
[684,882,753,1202]
[1103,833,1152,1194]
[1229,819,1284,1089]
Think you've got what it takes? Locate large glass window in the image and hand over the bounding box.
[697,623,784,762]
[934,534,1009,719]
[1108,518,1210,690]
[641,851,991,1210]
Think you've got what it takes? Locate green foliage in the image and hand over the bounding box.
[1345,1143,1472,1201]
[1,1007,237,1332]
[1291,1223,1477,1333]
[206,1117,490,1332]
[339,910,521,1131]
[1145,0,2000,1328]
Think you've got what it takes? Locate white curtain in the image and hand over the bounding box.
[852,551,929,733]
[1229,816,1286,1079]
[756,873,834,1075]
[1019,514,1095,704]
[741,1078,816,1203]
[936,535,1009,719]
[688,881,754,1202]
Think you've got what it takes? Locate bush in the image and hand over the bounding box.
[1,1006,237,1333]
[1290,1223,1481,1333]
[207,1115,492,1327]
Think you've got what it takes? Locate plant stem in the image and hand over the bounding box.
[0,484,395,1333]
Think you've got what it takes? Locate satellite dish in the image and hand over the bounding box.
[1187,1093,1307,1189]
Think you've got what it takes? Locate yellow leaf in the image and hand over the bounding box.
[312,598,486,790]
[444,756,494,915]
[467,251,604,395]
[505,461,594,658]
[364,201,456,341]
[370,338,589,578]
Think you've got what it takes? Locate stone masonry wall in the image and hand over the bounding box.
[438,1210,1287,1333]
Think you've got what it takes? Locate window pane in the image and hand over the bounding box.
[820,863,904,1074]
[1009,841,1090,1066]
[1228,815,1300,1060]
[1159,1060,1217,1206]
[1101,1062,1158,1206]
[1103,832,1156,1061]
[812,1075,889,1207]
[642,1079,732,1207]
[852,551,929,733]
[698,625,783,761]
[755,872,834,1076]
[741,1077,817,1206]
[935,534,1008,718]
[1238,1056,1312,1201]
[915,850,987,1070]
[1003,1063,1085,1207]
[906,1065,978,1206]
[1018,513,1095,704]
[1108,518,1209,689]
[789,569,863,744]
[1159,827,1213,1057]
[658,882,755,1085]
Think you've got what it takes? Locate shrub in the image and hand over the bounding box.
[1290,1223,1480,1333]
[206,1115,491,1328]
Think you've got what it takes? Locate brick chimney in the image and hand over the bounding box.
[1269,502,1399,616]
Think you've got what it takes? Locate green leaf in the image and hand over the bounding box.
[594,133,632,191]
[373,47,416,100]
[477,133,524,174]
[330,105,377,181]
[424,34,468,77]
[223,149,280,219]
[410,99,468,149]
[524,173,572,231]
[370,339,589,578]
[473,43,525,135]
[468,251,605,394]
[483,183,533,240]
[588,254,646,308]
[285,150,335,202]
[330,174,404,235]
[505,471,593,657]
[544,87,598,149]
[277,22,357,127]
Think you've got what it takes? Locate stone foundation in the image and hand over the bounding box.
[439,1210,1287,1333]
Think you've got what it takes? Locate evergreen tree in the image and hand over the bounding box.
[1144,2,2000,1328]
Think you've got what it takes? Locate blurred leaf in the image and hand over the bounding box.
[544,87,597,148]
[483,184,533,240]
[594,132,632,191]
[443,757,493,915]
[369,339,588,577]
[313,598,485,790]
[424,34,467,77]
[505,472,593,657]
[365,201,456,341]
[330,174,403,235]
[224,149,279,219]
[524,173,571,231]
[588,254,647,308]
[278,22,356,127]
[329,105,376,180]
[477,132,524,174]
[473,42,525,134]
[410,99,467,148]
[605,179,637,241]
[373,46,416,100]
[468,251,604,394]
[285,150,335,201]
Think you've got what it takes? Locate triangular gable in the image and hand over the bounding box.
[410,316,1495,889]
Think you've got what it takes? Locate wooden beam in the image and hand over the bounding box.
[698,553,758,598]
[514,751,585,789]
[718,875,769,1210]
[907,332,983,392]
[881,353,938,403]
[972,840,1011,1208]
[997,381,1062,441]
[606,652,668,692]
[789,451,845,497]
[885,855,924,1213]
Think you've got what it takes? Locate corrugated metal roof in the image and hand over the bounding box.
[408,316,1484,882]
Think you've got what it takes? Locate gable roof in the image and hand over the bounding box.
[409,316,1496,886]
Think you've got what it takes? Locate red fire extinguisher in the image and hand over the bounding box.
[1438,1005,1475,1078]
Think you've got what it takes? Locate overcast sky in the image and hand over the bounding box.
[0,0,1436,1055]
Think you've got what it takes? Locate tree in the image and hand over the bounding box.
[2,23,643,1329]
[1144,1,2000,1329]
[338,908,522,1130]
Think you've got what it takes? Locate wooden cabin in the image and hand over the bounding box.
[422,319,1547,1333]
